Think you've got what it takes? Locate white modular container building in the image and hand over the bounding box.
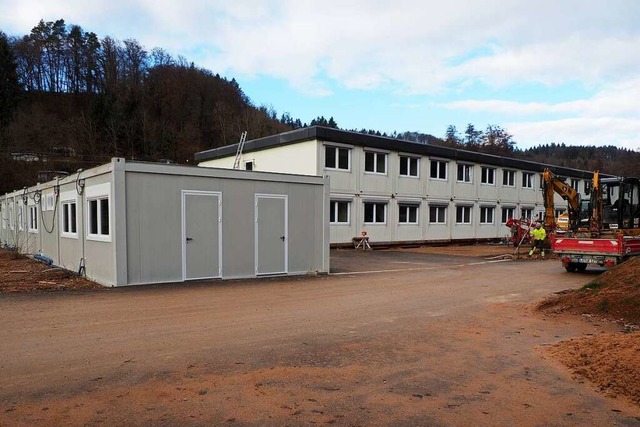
[0,158,330,286]
[195,126,596,246]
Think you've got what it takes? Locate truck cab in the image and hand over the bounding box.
[601,177,640,231]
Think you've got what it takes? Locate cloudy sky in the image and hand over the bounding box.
[3,0,640,150]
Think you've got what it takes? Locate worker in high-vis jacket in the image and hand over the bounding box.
[529,222,546,257]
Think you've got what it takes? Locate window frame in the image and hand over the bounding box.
[61,200,78,238]
[457,163,473,183]
[429,205,447,224]
[86,183,111,242]
[455,205,472,224]
[17,204,24,231]
[430,160,448,180]
[364,151,387,175]
[522,172,534,189]
[501,207,515,224]
[329,200,350,224]
[363,201,387,224]
[502,170,516,187]
[480,206,495,224]
[9,203,14,230]
[571,178,579,190]
[521,208,534,220]
[28,204,38,233]
[324,145,351,171]
[481,167,495,185]
[398,203,419,224]
[399,155,419,178]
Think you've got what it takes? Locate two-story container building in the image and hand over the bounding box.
[196,126,593,246]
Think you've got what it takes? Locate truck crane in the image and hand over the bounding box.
[542,168,640,272]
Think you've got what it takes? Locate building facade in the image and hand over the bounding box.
[1,158,330,286]
[196,127,594,246]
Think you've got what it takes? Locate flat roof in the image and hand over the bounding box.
[194,126,598,180]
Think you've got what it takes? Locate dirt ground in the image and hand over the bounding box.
[0,250,103,293]
[537,256,640,406]
[1,247,639,426]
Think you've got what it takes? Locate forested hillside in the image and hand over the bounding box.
[1,19,639,195]
[0,19,290,193]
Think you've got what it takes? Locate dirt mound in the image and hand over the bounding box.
[547,332,640,405]
[539,256,640,323]
[539,257,640,407]
[0,249,103,293]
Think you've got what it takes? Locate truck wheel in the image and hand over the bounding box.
[576,263,587,272]
[565,263,577,273]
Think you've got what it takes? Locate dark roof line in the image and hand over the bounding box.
[194,126,598,179]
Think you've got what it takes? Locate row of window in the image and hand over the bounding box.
[330,200,542,225]
[325,146,538,187]
[1,205,39,232]
[1,197,110,240]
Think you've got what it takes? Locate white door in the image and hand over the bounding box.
[255,194,287,275]
[182,191,221,280]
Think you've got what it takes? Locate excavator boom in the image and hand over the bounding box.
[542,169,580,231]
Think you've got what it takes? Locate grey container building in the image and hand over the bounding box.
[0,158,330,286]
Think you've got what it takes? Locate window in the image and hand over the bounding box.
[330,201,350,224]
[430,160,447,180]
[399,204,419,224]
[522,172,533,189]
[503,170,515,187]
[364,151,386,174]
[480,207,494,224]
[28,205,38,232]
[88,197,110,238]
[18,205,24,231]
[61,201,78,237]
[481,167,495,185]
[571,179,579,190]
[399,156,419,177]
[555,209,565,218]
[521,208,533,220]
[429,205,447,224]
[364,202,386,223]
[457,164,472,183]
[245,161,253,171]
[325,146,350,170]
[456,205,472,224]
[501,207,515,224]
[44,193,55,211]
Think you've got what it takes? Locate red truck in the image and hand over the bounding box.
[542,170,640,272]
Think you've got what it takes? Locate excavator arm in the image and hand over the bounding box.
[542,168,581,231]
[589,171,602,233]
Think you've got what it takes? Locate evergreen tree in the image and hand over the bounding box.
[444,125,461,146]
[0,31,21,132]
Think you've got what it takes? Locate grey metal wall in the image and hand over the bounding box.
[121,161,329,285]
[0,167,116,286]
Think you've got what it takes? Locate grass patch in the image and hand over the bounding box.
[581,280,603,291]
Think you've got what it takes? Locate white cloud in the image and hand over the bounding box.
[5,0,640,95]
[508,117,640,151]
[4,0,640,149]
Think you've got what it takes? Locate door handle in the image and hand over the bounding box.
[280,235,285,241]
[186,237,193,242]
